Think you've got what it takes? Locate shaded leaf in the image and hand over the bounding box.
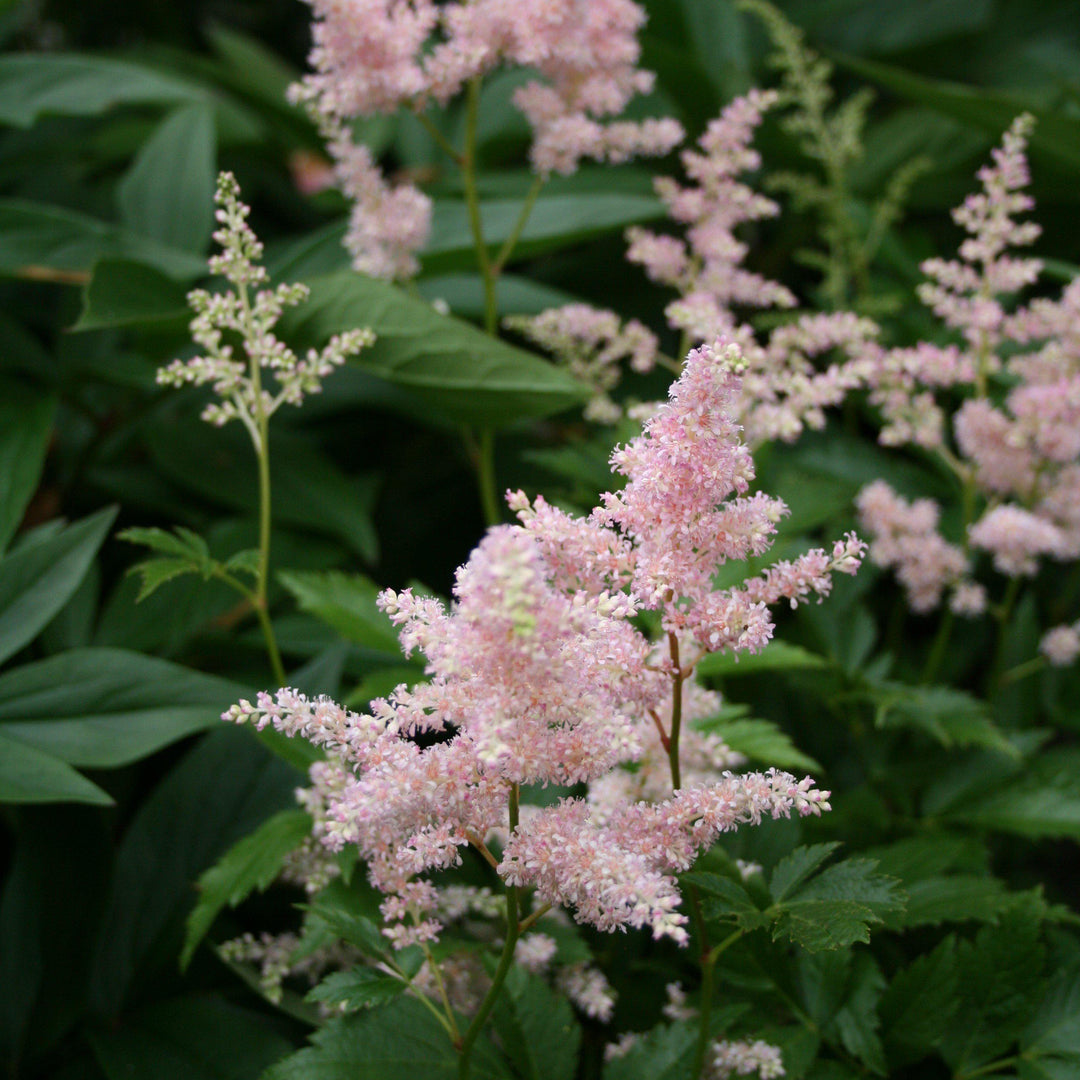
[264,997,510,1080]
[0,200,206,281]
[939,911,1046,1072]
[1019,964,1080,1080]
[692,716,820,772]
[492,967,581,1080]
[0,506,116,665]
[306,968,410,1013]
[0,647,247,767]
[280,271,589,425]
[603,1021,696,1080]
[278,570,403,655]
[773,855,904,952]
[182,809,314,968]
[88,994,294,1080]
[879,937,959,1066]
[0,731,112,805]
[75,258,190,330]
[88,727,298,1015]
[0,378,56,553]
[0,54,205,127]
[117,103,216,252]
[695,641,828,678]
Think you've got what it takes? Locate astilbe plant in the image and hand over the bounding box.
[125,172,374,685]
[223,340,865,1078]
[287,0,683,284]
[515,90,875,440]
[853,115,1080,678]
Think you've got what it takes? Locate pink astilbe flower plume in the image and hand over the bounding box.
[226,341,857,947]
[624,91,874,445]
[858,115,1080,614]
[288,0,682,276]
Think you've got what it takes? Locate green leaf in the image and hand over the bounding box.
[181,809,313,968]
[770,843,843,903]
[492,967,581,1080]
[306,968,410,1013]
[0,54,205,127]
[682,871,771,932]
[117,103,216,252]
[74,258,190,330]
[696,641,828,678]
[0,200,207,281]
[692,716,821,772]
[87,993,294,1080]
[940,749,1080,839]
[0,506,116,665]
[422,193,665,274]
[832,953,888,1076]
[893,875,1020,929]
[603,1021,697,1080]
[279,271,589,425]
[0,647,248,768]
[0,730,112,805]
[88,727,298,1015]
[1019,964,1080,1080]
[832,53,1080,174]
[871,683,1018,758]
[278,570,404,654]
[119,525,216,601]
[939,911,1046,1072]
[302,900,390,960]
[264,997,510,1080]
[772,855,905,952]
[0,378,56,553]
[879,937,959,1066]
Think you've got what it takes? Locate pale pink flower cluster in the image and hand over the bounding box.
[1040,622,1080,667]
[855,481,982,615]
[218,932,361,1007]
[624,91,873,445]
[292,0,682,174]
[555,962,617,1021]
[288,0,681,275]
[709,1039,785,1079]
[157,173,374,446]
[858,116,1080,609]
[225,342,856,949]
[504,304,658,422]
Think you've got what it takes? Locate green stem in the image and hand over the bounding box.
[476,426,500,527]
[989,576,1023,697]
[491,175,544,277]
[921,607,955,685]
[517,903,553,935]
[954,1056,1019,1080]
[457,784,521,1080]
[412,109,465,166]
[1000,655,1046,686]
[421,941,461,1042]
[691,930,745,1080]
[237,283,287,688]
[667,632,684,790]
